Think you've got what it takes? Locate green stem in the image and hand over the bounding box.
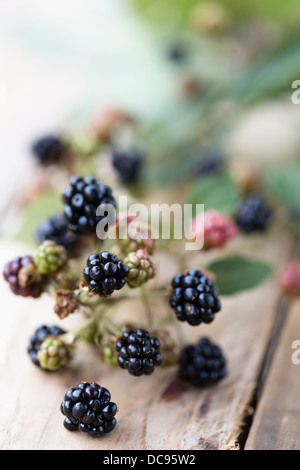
[140,286,154,327]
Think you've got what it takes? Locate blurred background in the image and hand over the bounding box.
[1,0,300,243]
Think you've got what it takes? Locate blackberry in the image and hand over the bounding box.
[27,324,66,368]
[179,337,227,387]
[112,148,142,184]
[124,249,155,288]
[235,194,272,234]
[62,175,116,235]
[81,251,129,296]
[117,217,157,255]
[3,255,44,298]
[35,214,79,255]
[34,240,67,275]
[115,328,163,376]
[194,149,225,177]
[60,382,117,437]
[37,336,70,371]
[169,270,221,326]
[168,43,186,64]
[31,135,66,165]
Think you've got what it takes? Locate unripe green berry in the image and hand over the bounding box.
[36,336,69,371]
[124,249,155,288]
[102,344,118,367]
[118,221,157,256]
[34,240,67,275]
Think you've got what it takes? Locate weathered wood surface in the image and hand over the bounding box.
[0,225,297,450]
[245,298,300,450]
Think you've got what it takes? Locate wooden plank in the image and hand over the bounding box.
[0,226,297,450]
[245,298,300,450]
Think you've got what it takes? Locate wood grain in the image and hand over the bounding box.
[245,298,300,450]
[0,225,296,450]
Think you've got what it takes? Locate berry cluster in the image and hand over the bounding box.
[112,148,142,184]
[62,176,116,235]
[235,194,272,233]
[170,270,221,326]
[124,249,155,288]
[3,255,43,298]
[115,328,163,376]
[179,337,227,387]
[82,251,129,296]
[34,240,67,275]
[27,325,66,368]
[279,261,300,297]
[37,336,70,371]
[191,209,237,250]
[32,135,66,165]
[35,214,79,255]
[117,217,157,255]
[61,382,117,437]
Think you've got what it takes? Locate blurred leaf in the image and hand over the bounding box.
[264,165,300,234]
[130,0,300,29]
[264,165,300,208]
[187,173,240,215]
[206,255,273,295]
[230,41,300,105]
[14,189,62,245]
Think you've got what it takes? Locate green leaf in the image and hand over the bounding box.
[206,255,273,296]
[264,165,300,208]
[14,189,62,245]
[187,173,240,215]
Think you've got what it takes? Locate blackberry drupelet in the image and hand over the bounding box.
[3,255,44,298]
[169,269,221,326]
[82,251,129,296]
[112,148,142,184]
[179,337,227,387]
[235,194,272,234]
[62,175,116,235]
[61,382,117,437]
[31,135,66,165]
[27,324,66,367]
[35,214,79,254]
[115,328,163,376]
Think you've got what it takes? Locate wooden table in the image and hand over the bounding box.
[1,1,300,450]
[1,224,299,450]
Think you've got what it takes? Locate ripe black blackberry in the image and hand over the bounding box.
[115,328,163,376]
[169,270,221,326]
[35,214,79,255]
[27,324,66,368]
[168,43,186,64]
[112,148,142,184]
[82,251,129,296]
[31,135,66,165]
[179,337,227,387]
[235,194,272,234]
[62,175,116,235]
[60,382,117,437]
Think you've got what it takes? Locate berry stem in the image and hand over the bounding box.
[100,316,123,339]
[140,286,154,326]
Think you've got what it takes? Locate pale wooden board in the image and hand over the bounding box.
[245,298,300,450]
[0,225,297,450]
